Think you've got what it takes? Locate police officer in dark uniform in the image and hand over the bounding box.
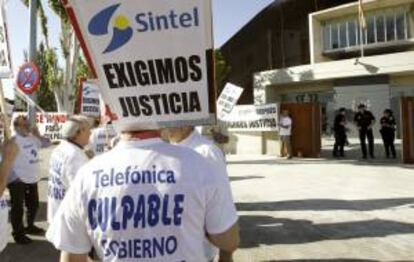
[333,108,347,157]
[380,109,397,158]
[354,104,376,159]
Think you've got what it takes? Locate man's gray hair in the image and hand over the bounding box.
[61,115,91,139]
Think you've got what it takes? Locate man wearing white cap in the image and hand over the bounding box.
[47,115,92,223]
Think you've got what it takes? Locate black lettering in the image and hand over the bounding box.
[189,55,202,81]
[155,59,175,84]
[113,63,131,88]
[149,94,162,115]
[103,64,118,89]
[139,96,152,116]
[174,57,188,82]
[119,97,129,117]
[189,91,201,112]
[134,61,150,86]
[147,60,158,85]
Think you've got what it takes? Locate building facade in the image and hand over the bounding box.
[223,0,414,155]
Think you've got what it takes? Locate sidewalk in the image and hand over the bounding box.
[1,145,413,262]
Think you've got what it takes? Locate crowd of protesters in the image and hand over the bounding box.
[0,114,239,262]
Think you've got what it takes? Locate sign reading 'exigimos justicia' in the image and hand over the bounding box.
[64,0,215,131]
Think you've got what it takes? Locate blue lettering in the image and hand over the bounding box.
[88,199,97,230]
[111,197,121,230]
[161,195,172,225]
[142,239,152,258]
[166,236,178,254]
[147,194,160,227]
[133,195,146,228]
[136,13,148,32]
[98,198,109,231]
[174,194,185,226]
[121,195,134,229]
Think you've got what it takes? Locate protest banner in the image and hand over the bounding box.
[80,79,101,118]
[63,0,215,131]
[217,83,243,120]
[221,103,278,132]
[13,112,68,141]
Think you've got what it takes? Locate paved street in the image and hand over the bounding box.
[1,140,414,262]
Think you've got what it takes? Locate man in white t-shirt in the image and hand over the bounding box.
[4,115,51,244]
[46,130,239,262]
[88,120,118,157]
[162,126,228,261]
[47,115,91,223]
[279,110,293,159]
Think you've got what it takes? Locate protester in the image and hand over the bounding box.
[380,109,397,159]
[47,115,91,223]
[162,126,228,261]
[333,108,347,158]
[354,104,376,159]
[279,109,293,159]
[46,129,240,262]
[88,119,118,157]
[4,115,50,244]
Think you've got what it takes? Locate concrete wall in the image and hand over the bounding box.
[227,131,278,156]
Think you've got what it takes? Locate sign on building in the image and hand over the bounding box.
[64,0,215,131]
[0,0,11,78]
[217,83,243,120]
[80,80,101,118]
[222,103,278,132]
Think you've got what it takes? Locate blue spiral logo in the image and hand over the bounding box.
[88,4,134,54]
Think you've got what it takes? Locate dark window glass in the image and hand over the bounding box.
[386,14,395,41]
[339,22,347,48]
[331,24,339,49]
[396,13,406,40]
[348,20,357,46]
[376,15,385,42]
[367,16,376,43]
[323,25,331,49]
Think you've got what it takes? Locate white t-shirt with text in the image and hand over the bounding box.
[9,133,42,184]
[47,140,89,223]
[177,130,227,260]
[89,125,118,156]
[46,138,238,262]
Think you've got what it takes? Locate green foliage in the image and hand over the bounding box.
[48,0,68,22]
[215,50,231,93]
[34,43,57,111]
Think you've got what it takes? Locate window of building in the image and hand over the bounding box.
[348,20,357,46]
[322,6,410,52]
[376,15,385,42]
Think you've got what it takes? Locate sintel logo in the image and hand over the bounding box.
[88,4,133,54]
[88,3,200,54]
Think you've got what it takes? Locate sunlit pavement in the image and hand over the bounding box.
[1,141,414,262]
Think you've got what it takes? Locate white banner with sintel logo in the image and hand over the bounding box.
[65,0,215,131]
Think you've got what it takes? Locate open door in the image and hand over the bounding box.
[401,97,414,164]
[280,103,321,158]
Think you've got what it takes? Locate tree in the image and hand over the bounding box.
[35,43,57,111]
[215,50,231,94]
[20,0,88,113]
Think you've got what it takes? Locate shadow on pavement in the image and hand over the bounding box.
[263,258,380,262]
[34,201,47,223]
[236,198,414,211]
[0,239,59,262]
[239,215,414,248]
[230,175,265,182]
[263,258,413,262]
